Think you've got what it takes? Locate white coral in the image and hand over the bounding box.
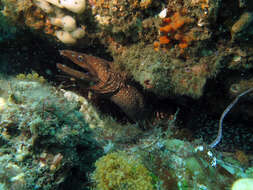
[60,0,86,14]
[43,0,86,13]
[55,30,77,44]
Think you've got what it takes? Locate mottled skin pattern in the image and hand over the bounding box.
[57,50,146,121]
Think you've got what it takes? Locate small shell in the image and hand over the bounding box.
[50,153,63,170]
[159,8,167,19]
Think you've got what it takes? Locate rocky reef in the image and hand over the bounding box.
[1,0,253,189]
[0,76,102,189]
[1,0,253,97]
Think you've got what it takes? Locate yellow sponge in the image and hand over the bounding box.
[92,151,154,190]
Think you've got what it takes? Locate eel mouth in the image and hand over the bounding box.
[57,50,98,83]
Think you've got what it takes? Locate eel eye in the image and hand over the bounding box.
[77,55,84,61]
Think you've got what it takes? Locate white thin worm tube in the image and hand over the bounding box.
[209,87,253,148]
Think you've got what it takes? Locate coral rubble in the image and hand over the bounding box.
[0,76,102,190]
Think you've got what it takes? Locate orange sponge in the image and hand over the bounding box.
[156,10,194,51]
[159,36,170,44]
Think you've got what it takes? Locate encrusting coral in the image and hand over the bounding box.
[113,43,220,98]
[0,75,102,190]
